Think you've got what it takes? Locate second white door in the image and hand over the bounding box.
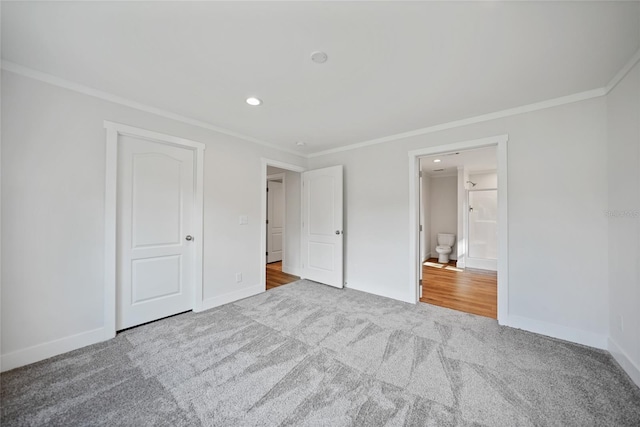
[267,180,285,263]
[117,135,196,330]
[301,165,344,288]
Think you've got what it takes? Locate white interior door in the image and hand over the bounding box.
[267,180,284,263]
[117,135,195,330]
[301,165,344,288]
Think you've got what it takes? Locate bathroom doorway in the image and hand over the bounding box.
[417,146,499,319]
[261,161,304,291]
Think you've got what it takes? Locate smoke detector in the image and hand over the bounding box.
[311,51,328,64]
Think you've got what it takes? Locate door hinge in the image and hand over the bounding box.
[266,219,269,224]
[420,224,423,232]
[266,251,268,256]
[419,171,423,178]
[266,187,269,192]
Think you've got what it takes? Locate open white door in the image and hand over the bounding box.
[267,180,284,263]
[116,135,195,330]
[301,165,344,288]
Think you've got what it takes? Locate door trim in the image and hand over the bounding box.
[260,159,306,292]
[104,121,206,339]
[408,134,509,323]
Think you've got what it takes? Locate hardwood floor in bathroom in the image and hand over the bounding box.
[420,258,497,319]
[266,261,299,290]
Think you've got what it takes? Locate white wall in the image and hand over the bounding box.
[429,176,458,259]
[0,71,306,368]
[283,171,301,276]
[420,168,431,261]
[457,167,468,266]
[468,171,497,189]
[606,59,640,386]
[308,95,609,348]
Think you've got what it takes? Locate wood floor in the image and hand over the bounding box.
[420,258,497,319]
[266,261,299,290]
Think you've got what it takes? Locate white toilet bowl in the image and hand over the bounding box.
[435,233,456,263]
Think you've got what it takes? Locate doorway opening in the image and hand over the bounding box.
[409,135,508,323]
[261,160,305,291]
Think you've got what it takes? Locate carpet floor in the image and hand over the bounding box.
[2,280,639,426]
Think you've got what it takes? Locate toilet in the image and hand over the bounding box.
[435,233,456,263]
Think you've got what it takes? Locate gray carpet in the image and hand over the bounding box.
[2,280,639,426]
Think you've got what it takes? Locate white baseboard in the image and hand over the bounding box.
[197,284,264,312]
[282,265,301,276]
[608,337,640,387]
[345,281,414,304]
[1,327,106,372]
[504,315,607,349]
[465,257,497,271]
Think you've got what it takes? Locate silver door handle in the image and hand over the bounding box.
[335,230,342,235]
[185,235,193,241]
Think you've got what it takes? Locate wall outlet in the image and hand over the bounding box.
[235,273,242,283]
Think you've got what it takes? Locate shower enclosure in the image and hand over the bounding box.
[466,189,497,270]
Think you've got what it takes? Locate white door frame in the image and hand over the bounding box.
[408,134,509,323]
[104,121,206,339]
[266,172,286,264]
[260,159,306,291]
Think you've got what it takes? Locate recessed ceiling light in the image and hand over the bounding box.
[433,159,442,163]
[246,97,262,106]
[296,141,306,146]
[311,51,328,64]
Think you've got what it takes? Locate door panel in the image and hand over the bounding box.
[132,154,182,247]
[302,165,343,288]
[131,255,181,303]
[267,180,284,263]
[117,135,195,330]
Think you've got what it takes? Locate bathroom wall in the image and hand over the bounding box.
[468,171,497,189]
[429,175,458,259]
[457,167,469,266]
[420,162,432,260]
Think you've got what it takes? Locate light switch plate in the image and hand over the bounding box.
[239,215,248,225]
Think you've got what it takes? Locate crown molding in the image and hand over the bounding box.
[307,87,606,158]
[6,50,637,161]
[604,47,640,95]
[0,61,305,158]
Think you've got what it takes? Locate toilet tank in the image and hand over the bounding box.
[437,233,456,247]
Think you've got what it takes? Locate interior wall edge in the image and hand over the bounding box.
[608,336,640,388]
[504,315,608,350]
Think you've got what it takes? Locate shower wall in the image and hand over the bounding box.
[466,172,498,270]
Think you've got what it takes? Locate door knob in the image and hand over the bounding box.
[335,230,342,235]
[185,235,193,241]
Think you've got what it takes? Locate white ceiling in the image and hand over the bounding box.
[420,146,497,177]
[3,1,639,155]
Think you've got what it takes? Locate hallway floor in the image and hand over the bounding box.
[266,261,299,290]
